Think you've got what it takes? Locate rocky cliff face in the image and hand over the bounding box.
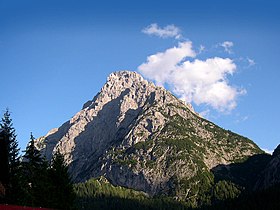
[35,70,262,201]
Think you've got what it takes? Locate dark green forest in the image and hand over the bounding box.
[0,109,280,209]
[74,176,280,210]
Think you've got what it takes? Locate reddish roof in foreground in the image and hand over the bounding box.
[0,205,54,210]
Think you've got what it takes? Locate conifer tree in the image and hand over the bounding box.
[22,133,49,207]
[0,109,20,172]
[49,149,75,209]
[0,109,21,203]
[0,129,9,202]
[23,133,42,168]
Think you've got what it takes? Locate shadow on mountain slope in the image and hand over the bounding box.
[211,153,272,191]
[70,88,141,180]
[203,151,280,210]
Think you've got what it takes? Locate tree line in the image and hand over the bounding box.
[0,109,74,209]
[1,108,280,210]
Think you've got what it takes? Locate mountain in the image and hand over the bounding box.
[35,71,262,205]
[254,144,280,190]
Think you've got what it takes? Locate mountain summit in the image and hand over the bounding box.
[35,70,262,202]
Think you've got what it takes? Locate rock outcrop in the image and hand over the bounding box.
[35,70,262,200]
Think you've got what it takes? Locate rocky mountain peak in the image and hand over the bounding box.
[103,71,154,95]
[82,71,156,110]
[35,70,262,201]
[107,70,147,85]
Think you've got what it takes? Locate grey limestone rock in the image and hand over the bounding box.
[35,70,262,199]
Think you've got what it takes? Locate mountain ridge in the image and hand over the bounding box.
[35,70,262,203]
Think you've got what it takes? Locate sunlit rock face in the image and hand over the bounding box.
[36,70,261,197]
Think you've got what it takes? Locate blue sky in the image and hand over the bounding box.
[0,0,279,153]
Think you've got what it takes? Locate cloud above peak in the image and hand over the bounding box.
[138,42,196,85]
[138,41,245,112]
[142,23,182,39]
[219,41,234,54]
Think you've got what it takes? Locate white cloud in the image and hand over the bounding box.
[138,41,245,112]
[142,23,182,39]
[199,109,210,118]
[138,42,196,86]
[219,41,234,54]
[198,45,205,54]
[247,58,256,66]
[235,115,249,123]
[237,57,256,69]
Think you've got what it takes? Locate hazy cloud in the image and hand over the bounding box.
[247,58,256,66]
[142,23,182,39]
[235,115,249,123]
[199,109,210,118]
[138,41,245,112]
[219,41,234,54]
[198,45,205,54]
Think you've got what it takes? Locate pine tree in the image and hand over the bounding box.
[0,109,21,204]
[49,149,75,209]
[23,133,42,168]
[22,133,49,207]
[0,109,20,172]
[0,129,9,202]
